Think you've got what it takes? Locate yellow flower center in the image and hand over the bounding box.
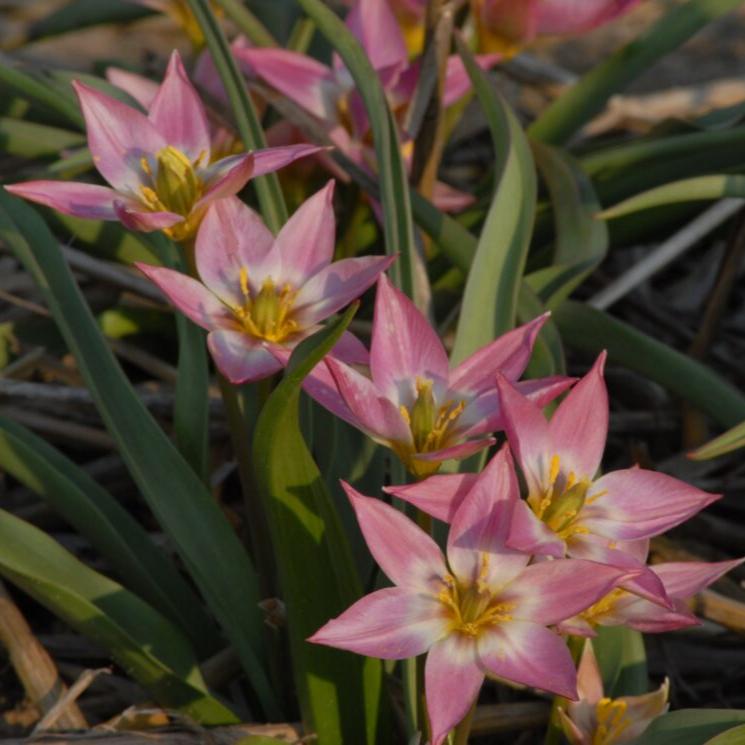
[593,698,632,745]
[395,377,466,478]
[139,146,206,242]
[580,588,627,626]
[233,268,298,343]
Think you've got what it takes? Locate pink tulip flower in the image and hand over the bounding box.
[236,0,499,213]
[474,0,642,54]
[5,50,321,243]
[558,640,669,745]
[135,181,393,383]
[310,446,629,745]
[305,274,572,478]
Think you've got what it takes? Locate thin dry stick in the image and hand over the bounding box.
[0,580,87,730]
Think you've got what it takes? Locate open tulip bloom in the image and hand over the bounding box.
[305,274,573,477]
[136,181,393,383]
[5,50,321,242]
[310,446,630,745]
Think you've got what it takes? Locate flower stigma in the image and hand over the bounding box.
[232,267,299,343]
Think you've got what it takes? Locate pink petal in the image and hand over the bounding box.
[342,482,447,592]
[135,263,234,330]
[72,80,165,192]
[654,558,745,599]
[5,181,118,221]
[106,67,159,109]
[330,330,369,365]
[536,0,641,36]
[450,314,549,395]
[477,621,577,699]
[294,255,395,326]
[195,197,274,307]
[197,153,255,208]
[503,559,627,625]
[599,594,700,634]
[581,468,720,541]
[237,47,338,122]
[431,180,476,213]
[507,498,566,558]
[370,274,450,404]
[327,357,412,445]
[308,586,447,659]
[384,474,478,523]
[345,0,408,72]
[415,437,496,464]
[575,640,604,704]
[249,143,325,179]
[442,54,501,108]
[549,352,608,480]
[425,634,484,745]
[207,330,283,383]
[301,358,361,428]
[447,445,530,589]
[114,199,182,232]
[148,50,211,162]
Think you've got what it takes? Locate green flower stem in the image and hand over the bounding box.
[544,635,585,745]
[451,699,477,745]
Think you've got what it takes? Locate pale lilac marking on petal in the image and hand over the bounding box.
[477,621,577,699]
[415,438,496,464]
[197,153,255,208]
[249,143,326,179]
[507,499,566,558]
[581,468,720,541]
[195,197,274,306]
[425,634,484,745]
[293,255,395,326]
[105,67,159,109]
[345,0,408,73]
[207,330,283,384]
[114,199,182,232]
[342,483,448,592]
[148,50,211,161]
[5,181,118,221]
[503,559,626,625]
[384,474,478,523]
[653,558,745,599]
[308,587,447,659]
[135,263,235,330]
[549,352,608,480]
[72,80,165,192]
[442,53,501,108]
[370,274,450,405]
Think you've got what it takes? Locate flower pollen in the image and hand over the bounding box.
[593,698,632,745]
[233,269,298,343]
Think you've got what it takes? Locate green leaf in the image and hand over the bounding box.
[253,305,385,745]
[0,192,280,719]
[450,37,536,364]
[0,508,237,724]
[0,415,217,655]
[554,301,745,429]
[296,0,417,299]
[594,626,648,698]
[526,144,607,308]
[689,418,745,460]
[705,723,745,744]
[517,284,566,378]
[529,0,745,145]
[26,0,151,40]
[0,118,84,158]
[600,175,745,219]
[633,710,745,745]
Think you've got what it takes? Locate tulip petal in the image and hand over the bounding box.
[301,359,361,428]
[431,180,476,213]
[331,330,369,365]
[425,634,484,745]
[114,199,182,232]
[342,483,447,592]
[477,621,577,699]
[308,586,447,659]
[442,53,501,108]
[106,67,159,109]
[148,50,211,162]
[5,181,118,221]
[197,152,255,207]
[207,330,283,384]
[384,474,478,523]
[73,80,165,192]
[345,0,408,72]
[249,142,326,179]
[507,498,566,558]
[536,0,641,35]
[653,558,745,599]
[414,437,496,464]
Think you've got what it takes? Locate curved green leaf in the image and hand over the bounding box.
[451,37,536,364]
[214,0,278,46]
[633,710,745,745]
[0,192,279,719]
[594,626,648,698]
[689,418,745,460]
[0,509,237,724]
[705,723,745,744]
[253,305,385,745]
[0,118,84,158]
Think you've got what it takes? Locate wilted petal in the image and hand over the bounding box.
[384,473,478,523]
[197,152,255,207]
[207,329,283,383]
[5,181,118,221]
[309,587,447,659]
[426,634,484,745]
[148,50,211,162]
[342,483,447,592]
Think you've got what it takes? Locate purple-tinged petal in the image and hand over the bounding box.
[237,47,338,121]
[370,274,450,404]
[447,445,530,589]
[477,621,577,699]
[327,357,412,445]
[442,53,501,108]
[536,0,641,36]
[148,50,211,162]
[294,255,395,326]
[308,586,447,659]
[106,67,158,109]
[197,152,255,207]
[504,559,627,625]
[425,634,484,745]
[384,474,478,523]
[195,197,274,306]
[114,199,182,232]
[450,313,549,396]
[415,438,496,464]
[300,359,361,429]
[5,181,118,221]
[654,558,745,599]
[507,499,566,558]
[207,330,283,383]
[330,331,369,365]
[135,263,234,330]
[342,482,447,592]
[556,616,598,638]
[431,180,476,213]
[581,468,720,541]
[72,80,165,192]
[345,0,408,73]
[549,352,608,479]
[250,143,326,179]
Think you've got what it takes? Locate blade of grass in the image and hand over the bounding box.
[688,418,745,460]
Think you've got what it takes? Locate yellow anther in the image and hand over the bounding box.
[581,588,626,625]
[593,698,631,745]
[140,156,153,178]
[233,276,299,343]
[548,454,561,487]
[239,267,250,299]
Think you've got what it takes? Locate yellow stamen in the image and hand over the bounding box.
[581,588,627,626]
[438,572,515,638]
[239,267,250,299]
[233,277,298,344]
[593,698,631,745]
